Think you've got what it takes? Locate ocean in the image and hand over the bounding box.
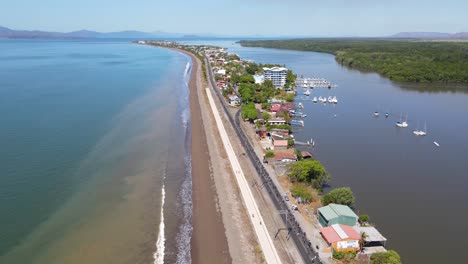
[0,39,192,263]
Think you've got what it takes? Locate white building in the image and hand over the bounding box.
[263,67,288,88]
[253,74,265,84]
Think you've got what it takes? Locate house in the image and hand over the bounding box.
[253,74,265,84]
[258,129,268,138]
[273,149,296,162]
[270,103,282,113]
[216,69,226,75]
[318,203,358,227]
[320,224,361,252]
[216,58,225,65]
[227,95,240,106]
[272,138,288,150]
[268,118,286,126]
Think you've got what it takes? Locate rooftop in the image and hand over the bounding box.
[263,67,288,72]
[319,203,358,219]
[320,224,361,244]
[356,226,387,243]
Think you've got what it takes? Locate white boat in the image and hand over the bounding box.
[290,120,304,126]
[374,111,379,117]
[330,96,338,104]
[434,141,440,147]
[313,97,318,103]
[396,114,409,128]
[304,88,311,96]
[413,122,427,136]
[298,102,304,109]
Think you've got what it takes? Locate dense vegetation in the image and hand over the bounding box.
[291,183,314,202]
[370,250,402,264]
[240,39,468,83]
[287,159,330,190]
[322,187,355,207]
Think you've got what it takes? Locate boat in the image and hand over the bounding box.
[396,114,409,128]
[413,122,427,136]
[385,112,389,118]
[313,97,317,103]
[304,88,311,96]
[434,141,440,147]
[290,120,304,127]
[374,111,379,117]
[330,96,338,104]
[298,102,304,109]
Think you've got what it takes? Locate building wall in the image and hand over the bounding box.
[263,67,287,87]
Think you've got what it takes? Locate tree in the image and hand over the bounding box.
[265,151,275,158]
[294,148,303,160]
[284,93,295,102]
[262,112,271,121]
[291,183,314,202]
[241,103,258,122]
[288,159,330,189]
[370,250,401,264]
[322,187,355,207]
[287,138,295,147]
[359,214,370,224]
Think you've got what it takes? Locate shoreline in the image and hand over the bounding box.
[179,48,232,263]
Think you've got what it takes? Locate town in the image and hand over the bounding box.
[140,40,401,264]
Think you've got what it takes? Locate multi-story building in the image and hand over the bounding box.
[263,67,288,88]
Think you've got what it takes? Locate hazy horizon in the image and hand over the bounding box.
[1,0,467,37]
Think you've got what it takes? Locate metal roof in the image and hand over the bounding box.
[318,205,339,220]
[356,226,387,242]
[328,203,358,218]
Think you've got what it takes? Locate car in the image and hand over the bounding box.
[291,204,298,211]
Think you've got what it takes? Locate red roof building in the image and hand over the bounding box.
[320,224,361,252]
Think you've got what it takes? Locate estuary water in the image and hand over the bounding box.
[184,40,468,263]
[0,39,192,264]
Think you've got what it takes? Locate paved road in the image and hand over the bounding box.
[205,87,282,264]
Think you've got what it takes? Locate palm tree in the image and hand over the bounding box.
[359,232,368,252]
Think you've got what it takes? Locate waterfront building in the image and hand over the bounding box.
[318,203,358,227]
[268,118,286,126]
[320,224,361,252]
[355,226,387,248]
[263,67,288,88]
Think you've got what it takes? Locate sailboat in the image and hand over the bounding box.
[413,121,427,136]
[304,88,311,96]
[396,114,409,128]
[374,111,379,117]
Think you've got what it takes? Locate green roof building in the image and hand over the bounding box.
[318,203,358,227]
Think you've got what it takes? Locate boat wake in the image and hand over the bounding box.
[153,177,166,264]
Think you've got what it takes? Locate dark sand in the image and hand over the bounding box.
[184,51,232,263]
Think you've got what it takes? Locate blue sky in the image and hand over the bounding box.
[1,0,467,36]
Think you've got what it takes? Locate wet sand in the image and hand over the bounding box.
[184,51,232,263]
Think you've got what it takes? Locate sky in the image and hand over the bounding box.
[1,0,467,37]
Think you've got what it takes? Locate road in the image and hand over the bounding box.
[204,86,282,264]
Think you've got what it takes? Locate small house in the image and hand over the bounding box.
[320,224,361,252]
[318,203,358,227]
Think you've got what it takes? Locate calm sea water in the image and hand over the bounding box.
[184,40,468,263]
[0,39,192,264]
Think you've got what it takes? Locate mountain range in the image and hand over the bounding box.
[0,26,200,39]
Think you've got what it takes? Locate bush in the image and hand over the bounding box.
[265,151,275,158]
[322,187,355,207]
[359,214,370,224]
[291,183,314,202]
[333,251,356,261]
[370,250,401,264]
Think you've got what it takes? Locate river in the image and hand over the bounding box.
[185,40,468,263]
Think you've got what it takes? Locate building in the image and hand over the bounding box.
[318,203,358,227]
[216,69,226,75]
[320,224,361,252]
[263,67,288,88]
[273,149,297,162]
[272,137,288,150]
[355,226,387,248]
[268,118,286,126]
[227,95,240,106]
[253,74,265,84]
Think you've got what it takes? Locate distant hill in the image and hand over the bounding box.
[390,32,468,39]
[0,26,192,39]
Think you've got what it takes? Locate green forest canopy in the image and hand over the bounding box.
[239,39,468,83]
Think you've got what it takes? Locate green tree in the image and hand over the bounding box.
[284,93,295,102]
[370,250,401,264]
[239,74,255,84]
[294,148,303,160]
[291,183,314,202]
[265,151,275,158]
[262,111,271,121]
[287,138,295,147]
[288,159,330,189]
[359,214,370,224]
[322,187,355,207]
[241,103,258,122]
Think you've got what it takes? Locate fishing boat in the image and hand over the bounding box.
[396,114,409,128]
[313,97,317,103]
[413,121,427,136]
[290,120,304,127]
